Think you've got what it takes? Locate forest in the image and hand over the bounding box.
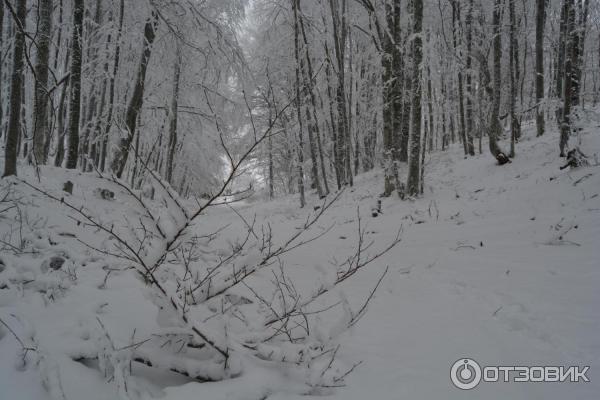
[0,0,599,399]
[0,0,597,198]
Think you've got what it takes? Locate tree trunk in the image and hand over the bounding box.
[382,2,396,196]
[489,0,503,158]
[293,0,306,207]
[508,0,518,157]
[2,0,26,177]
[80,0,103,171]
[166,43,181,184]
[298,9,329,195]
[268,122,274,200]
[535,0,546,136]
[46,0,63,161]
[465,0,475,156]
[451,1,468,157]
[571,0,589,107]
[54,49,70,167]
[324,41,341,189]
[406,0,423,196]
[100,0,124,172]
[555,0,568,100]
[0,0,4,142]
[559,0,575,156]
[65,0,84,169]
[32,0,53,165]
[91,8,114,170]
[110,11,159,178]
[296,0,324,198]
[329,0,350,187]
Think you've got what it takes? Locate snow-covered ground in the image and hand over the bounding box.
[1,117,599,399]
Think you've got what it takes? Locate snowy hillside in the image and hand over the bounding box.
[1,120,600,400]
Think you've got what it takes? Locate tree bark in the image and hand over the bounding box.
[298,5,329,196]
[535,0,546,136]
[110,11,159,178]
[166,43,181,184]
[406,0,423,196]
[382,2,396,196]
[559,0,575,156]
[571,0,589,107]
[99,0,124,172]
[54,49,70,167]
[323,40,341,189]
[465,0,475,155]
[79,0,102,171]
[295,0,324,198]
[0,0,4,142]
[508,0,518,157]
[2,0,26,177]
[489,0,503,158]
[293,0,306,207]
[65,0,84,169]
[451,1,468,157]
[32,0,53,164]
[329,0,350,187]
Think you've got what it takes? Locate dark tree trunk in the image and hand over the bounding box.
[555,0,568,100]
[110,11,159,178]
[323,41,341,188]
[165,44,181,184]
[451,1,468,157]
[100,0,124,172]
[535,0,547,136]
[2,0,26,177]
[32,0,53,164]
[79,0,102,171]
[508,0,518,157]
[489,0,503,158]
[293,0,306,207]
[295,0,323,198]
[465,0,475,156]
[65,0,84,169]
[329,0,351,187]
[559,0,575,156]
[571,0,589,107]
[406,0,423,196]
[298,5,329,195]
[382,2,396,196]
[54,49,70,167]
[0,0,5,142]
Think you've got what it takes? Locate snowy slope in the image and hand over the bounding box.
[1,118,599,400]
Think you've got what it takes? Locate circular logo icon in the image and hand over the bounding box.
[451,358,482,390]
